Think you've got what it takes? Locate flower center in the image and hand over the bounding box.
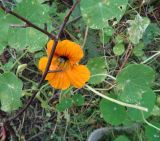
[57,56,70,71]
[58,56,68,63]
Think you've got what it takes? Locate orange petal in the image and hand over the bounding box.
[48,72,70,90]
[38,57,57,80]
[38,57,48,72]
[56,40,84,63]
[66,65,90,88]
[47,40,56,56]
[47,39,84,63]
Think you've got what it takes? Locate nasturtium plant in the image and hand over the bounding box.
[80,0,128,29]
[87,57,107,85]
[100,96,126,125]
[127,14,150,44]
[116,64,155,103]
[0,72,23,112]
[0,0,160,140]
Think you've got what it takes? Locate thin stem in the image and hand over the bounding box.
[141,51,160,64]
[142,112,160,131]
[82,26,89,49]
[48,69,62,73]
[10,49,28,70]
[0,4,56,39]
[85,85,148,112]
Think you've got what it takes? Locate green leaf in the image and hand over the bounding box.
[145,122,160,141]
[72,94,84,106]
[87,57,107,85]
[84,29,101,58]
[6,0,50,52]
[151,106,160,117]
[13,0,50,26]
[115,35,124,44]
[0,10,10,54]
[127,14,150,44]
[8,27,48,52]
[0,72,23,112]
[113,43,125,56]
[116,64,155,103]
[133,42,145,57]
[127,88,156,121]
[56,98,73,112]
[114,135,130,141]
[100,26,114,44]
[80,0,128,29]
[143,23,160,45]
[100,97,126,125]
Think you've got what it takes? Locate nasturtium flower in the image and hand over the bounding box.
[38,39,90,90]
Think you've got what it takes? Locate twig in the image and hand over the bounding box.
[85,84,148,112]
[0,126,6,141]
[5,0,80,124]
[82,26,89,49]
[117,43,132,75]
[0,4,56,39]
[61,0,72,8]
[48,69,62,73]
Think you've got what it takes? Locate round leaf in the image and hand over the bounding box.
[127,88,156,121]
[8,27,48,52]
[0,72,23,112]
[80,0,128,29]
[100,98,126,125]
[116,64,155,103]
[13,0,50,25]
[113,43,125,56]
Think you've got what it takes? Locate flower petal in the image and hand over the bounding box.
[66,65,90,88]
[38,57,58,80]
[57,40,84,63]
[49,72,70,90]
[38,57,48,72]
[47,39,84,63]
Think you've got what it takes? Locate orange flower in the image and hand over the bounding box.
[38,40,90,90]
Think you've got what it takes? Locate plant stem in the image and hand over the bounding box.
[85,84,148,112]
